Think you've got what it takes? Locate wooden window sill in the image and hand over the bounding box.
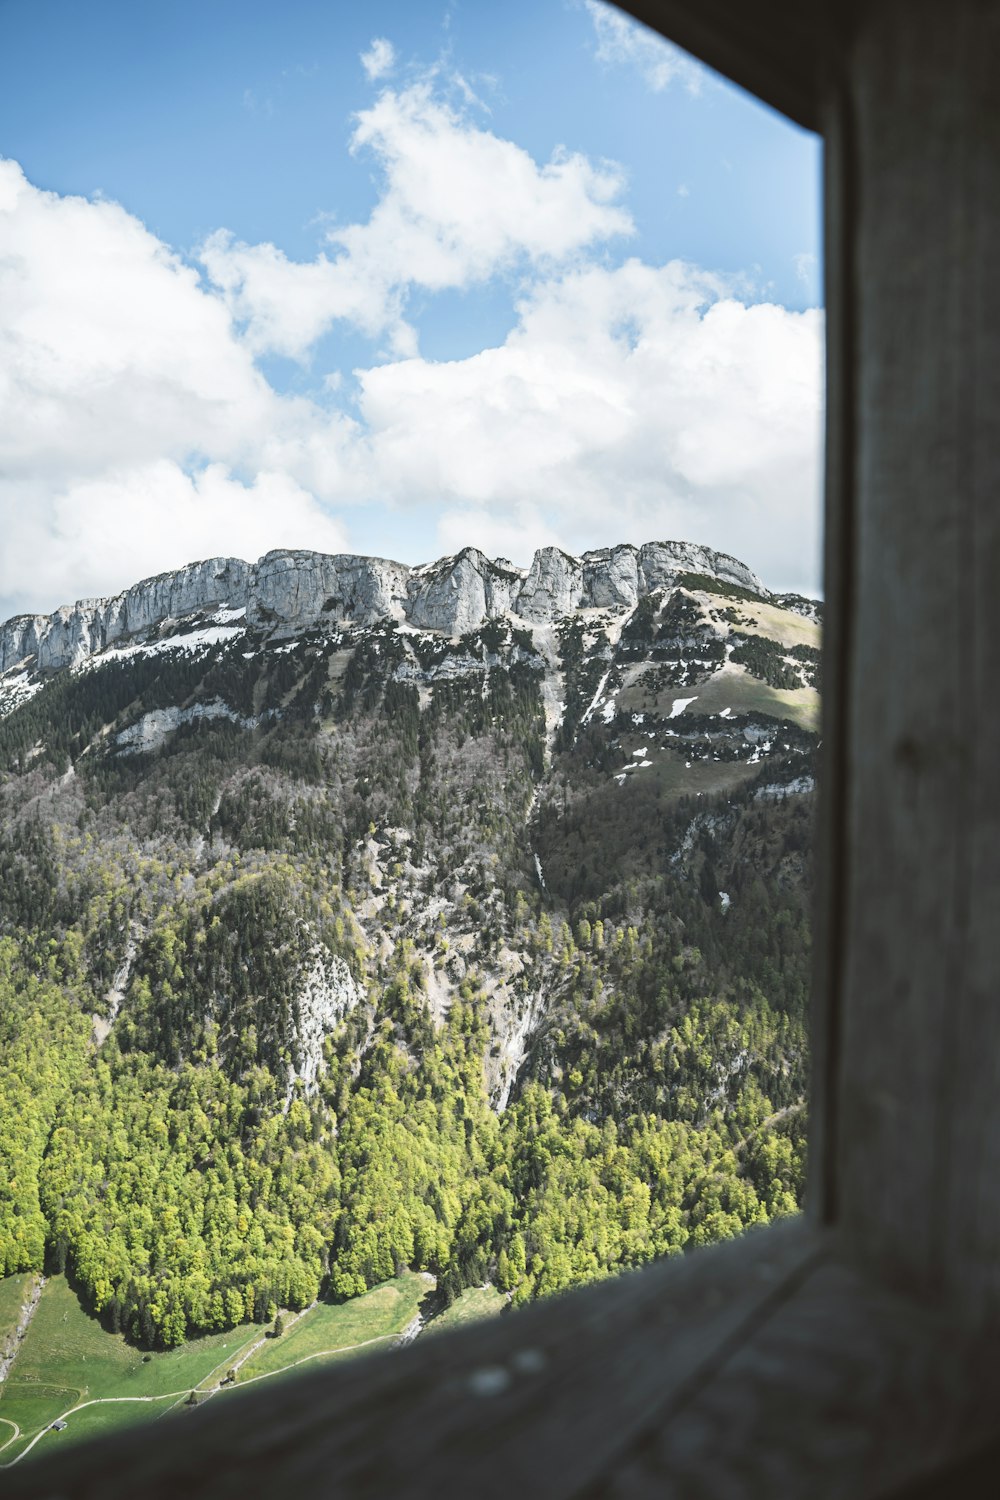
[10,1219,998,1499]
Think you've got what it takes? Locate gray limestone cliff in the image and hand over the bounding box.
[247,549,410,631]
[0,540,773,675]
[0,557,251,675]
[407,548,524,635]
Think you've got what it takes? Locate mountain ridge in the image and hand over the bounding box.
[0,539,808,678]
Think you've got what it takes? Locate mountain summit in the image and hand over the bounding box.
[0,539,794,678]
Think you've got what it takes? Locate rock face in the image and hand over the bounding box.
[0,540,774,675]
[517,548,584,620]
[636,541,763,596]
[290,948,365,1098]
[407,548,524,635]
[247,550,409,631]
[0,558,250,674]
[113,700,259,756]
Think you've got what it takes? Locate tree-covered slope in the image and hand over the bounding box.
[0,551,817,1346]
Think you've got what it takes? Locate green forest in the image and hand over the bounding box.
[0,583,814,1350]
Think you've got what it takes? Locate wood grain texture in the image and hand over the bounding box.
[592,1259,997,1498]
[835,0,1000,1321]
[10,1227,997,1500]
[6,1223,817,1499]
[807,66,857,1232]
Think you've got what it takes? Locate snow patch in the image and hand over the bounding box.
[581,669,611,725]
[670,696,698,718]
[0,669,42,718]
[754,775,816,801]
[79,624,245,671]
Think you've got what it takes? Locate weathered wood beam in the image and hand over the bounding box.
[807,48,854,1238]
[5,1225,813,1498]
[612,0,829,132]
[8,1224,1000,1499]
[832,0,1000,1322]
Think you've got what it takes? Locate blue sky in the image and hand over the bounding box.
[0,0,823,614]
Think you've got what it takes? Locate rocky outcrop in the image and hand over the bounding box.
[114,700,261,755]
[290,948,365,1098]
[636,540,764,595]
[583,545,641,609]
[0,558,250,674]
[0,540,777,676]
[247,549,409,631]
[407,548,524,635]
[516,548,584,620]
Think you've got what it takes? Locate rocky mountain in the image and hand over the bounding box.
[0,539,817,677]
[0,537,817,1351]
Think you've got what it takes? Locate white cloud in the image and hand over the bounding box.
[10,463,347,613]
[360,37,396,83]
[0,160,273,484]
[435,505,565,567]
[356,261,824,592]
[199,81,633,360]
[585,1,705,94]
[0,65,824,618]
[198,229,409,360]
[0,158,350,614]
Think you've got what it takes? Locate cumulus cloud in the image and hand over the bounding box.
[0,61,823,617]
[0,161,271,483]
[0,159,350,614]
[360,37,396,83]
[356,260,824,592]
[585,0,705,94]
[199,81,633,360]
[435,505,565,567]
[11,464,348,614]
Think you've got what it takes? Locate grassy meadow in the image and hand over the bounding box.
[0,1269,437,1466]
[425,1285,506,1335]
[235,1271,429,1383]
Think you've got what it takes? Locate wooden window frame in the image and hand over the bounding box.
[12,2,1000,1494]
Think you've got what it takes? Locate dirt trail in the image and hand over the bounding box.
[0,1274,46,1384]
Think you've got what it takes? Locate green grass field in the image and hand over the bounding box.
[0,1271,434,1467]
[736,598,821,650]
[0,1276,264,1465]
[235,1271,429,1384]
[425,1285,505,1335]
[621,662,820,735]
